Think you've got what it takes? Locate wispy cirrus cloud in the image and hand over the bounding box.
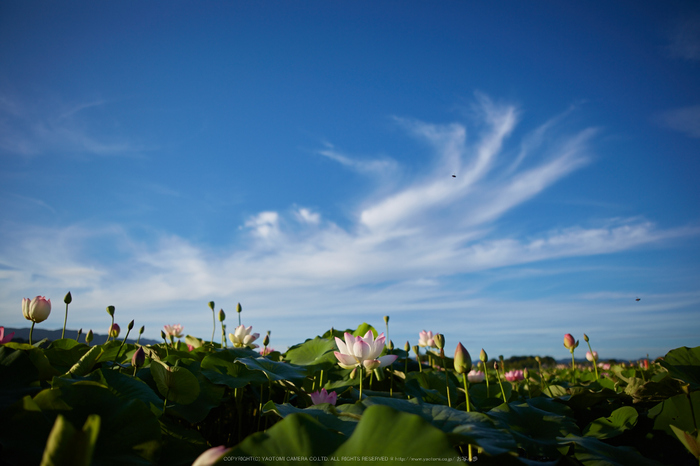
[0,94,150,157]
[1,95,697,357]
[656,105,700,139]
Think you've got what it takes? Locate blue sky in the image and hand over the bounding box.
[1,1,699,360]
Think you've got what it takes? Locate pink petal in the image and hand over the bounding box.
[377,355,398,368]
[334,351,357,367]
[353,340,371,360]
[334,336,348,355]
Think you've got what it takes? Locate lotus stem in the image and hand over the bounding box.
[495,362,507,402]
[462,375,473,462]
[61,304,68,340]
[585,339,599,380]
[29,321,35,345]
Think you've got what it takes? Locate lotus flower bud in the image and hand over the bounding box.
[535,356,541,363]
[480,348,487,362]
[453,343,471,374]
[263,334,270,347]
[387,340,394,350]
[236,303,242,314]
[523,368,529,379]
[412,345,420,356]
[109,323,120,338]
[218,309,226,322]
[494,361,499,370]
[383,315,389,325]
[132,346,146,368]
[64,292,72,304]
[563,333,578,351]
[86,330,93,344]
[139,325,145,335]
[22,296,52,323]
[192,446,232,466]
[583,333,589,342]
[208,301,215,311]
[404,341,410,352]
[106,305,115,317]
[128,320,134,331]
[160,330,166,340]
[350,367,358,379]
[434,334,445,350]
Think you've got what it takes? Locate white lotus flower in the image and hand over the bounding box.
[334,331,398,370]
[228,325,260,349]
[418,330,437,348]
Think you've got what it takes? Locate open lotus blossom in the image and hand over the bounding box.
[228,325,260,349]
[418,330,437,348]
[163,324,184,339]
[586,351,598,362]
[22,296,51,323]
[504,369,524,382]
[309,388,338,406]
[0,327,15,344]
[259,347,274,356]
[192,445,232,466]
[334,331,398,370]
[467,369,485,383]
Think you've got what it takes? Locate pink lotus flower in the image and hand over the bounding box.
[504,370,524,382]
[259,347,274,356]
[192,445,232,466]
[22,296,51,323]
[228,325,260,349]
[598,362,611,370]
[467,370,485,383]
[334,331,398,370]
[586,351,598,362]
[418,330,437,348]
[0,327,15,344]
[309,388,337,406]
[109,323,120,339]
[163,324,184,339]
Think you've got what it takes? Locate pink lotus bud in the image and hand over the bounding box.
[563,333,578,351]
[0,326,15,344]
[192,445,232,466]
[453,342,472,374]
[504,370,524,382]
[109,323,120,338]
[22,296,52,323]
[586,351,598,362]
[309,388,338,406]
[132,347,146,368]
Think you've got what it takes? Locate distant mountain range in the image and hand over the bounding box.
[2,327,160,346]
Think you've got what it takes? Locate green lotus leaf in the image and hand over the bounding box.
[200,350,271,388]
[559,434,663,466]
[236,357,307,383]
[329,404,460,461]
[151,360,200,405]
[648,391,700,437]
[263,400,359,436]
[659,346,700,390]
[284,336,338,368]
[40,414,100,466]
[583,406,638,439]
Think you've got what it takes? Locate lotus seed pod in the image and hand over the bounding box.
[208,301,215,311]
[106,305,115,317]
[64,291,72,304]
[236,303,242,313]
[412,345,420,356]
[383,315,389,325]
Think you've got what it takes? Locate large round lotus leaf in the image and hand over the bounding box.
[200,351,270,388]
[560,435,663,466]
[235,357,307,383]
[228,412,346,463]
[151,360,200,405]
[583,406,638,439]
[284,337,338,367]
[329,404,459,461]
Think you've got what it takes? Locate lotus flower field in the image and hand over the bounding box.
[1,297,700,465]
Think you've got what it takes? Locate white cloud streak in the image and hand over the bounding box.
[1,96,698,358]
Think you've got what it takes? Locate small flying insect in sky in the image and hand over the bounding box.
[452,173,456,178]
[636,297,641,301]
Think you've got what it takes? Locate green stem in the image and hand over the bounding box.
[319,369,324,389]
[585,340,599,380]
[359,366,363,400]
[62,302,69,340]
[571,351,576,383]
[114,328,132,365]
[107,316,114,344]
[29,321,35,345]
[444,356,451,408]
[496,370,507,402]
[484,366,490,398]
[463,375,473,462]
[212,309,216,344]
